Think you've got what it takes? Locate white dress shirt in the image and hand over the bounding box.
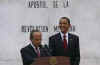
[60,32,68,44]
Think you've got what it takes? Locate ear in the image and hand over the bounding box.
[69,24,71,27]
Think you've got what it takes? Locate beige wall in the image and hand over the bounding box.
[0,0,100,65]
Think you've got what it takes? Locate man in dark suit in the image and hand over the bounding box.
[49,17,80,65]
[21,30,51,65]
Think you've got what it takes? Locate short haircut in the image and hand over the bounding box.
[60,17,70,24]
[30,29,40,40]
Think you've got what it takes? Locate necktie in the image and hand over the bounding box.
[36,48,40,57]
[63,34,67,48]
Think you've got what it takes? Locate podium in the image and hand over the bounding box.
[31,56,70,65]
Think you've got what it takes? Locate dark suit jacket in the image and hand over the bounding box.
[49,33,80,65]
[20,44,51,65]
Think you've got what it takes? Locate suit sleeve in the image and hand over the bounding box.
[73,36,80,65]
[20,48,34,65]
[49,37,56,56]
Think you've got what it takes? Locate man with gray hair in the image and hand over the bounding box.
[20,29,51,65]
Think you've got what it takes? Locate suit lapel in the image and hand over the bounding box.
[57,33,73,48]
[56,33,72,48]
[56,33,64,48]
[68,33,73,48]
[28,44,38,57]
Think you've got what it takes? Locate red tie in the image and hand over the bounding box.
[63,34,67,48]
[36,48,40,57]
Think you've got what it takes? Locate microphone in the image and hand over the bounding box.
[39,44,42,48]
[44,44,52,56]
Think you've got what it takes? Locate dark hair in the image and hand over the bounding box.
[60,17,70,24]
[30,29,40,40]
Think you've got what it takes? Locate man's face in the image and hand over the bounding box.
[59,19,70,34]
[31,32,42,47]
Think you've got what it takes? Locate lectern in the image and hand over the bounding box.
[31,56,70,65]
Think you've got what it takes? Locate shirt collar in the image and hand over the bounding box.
[30,41,39,50]
[60,31,68,39]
